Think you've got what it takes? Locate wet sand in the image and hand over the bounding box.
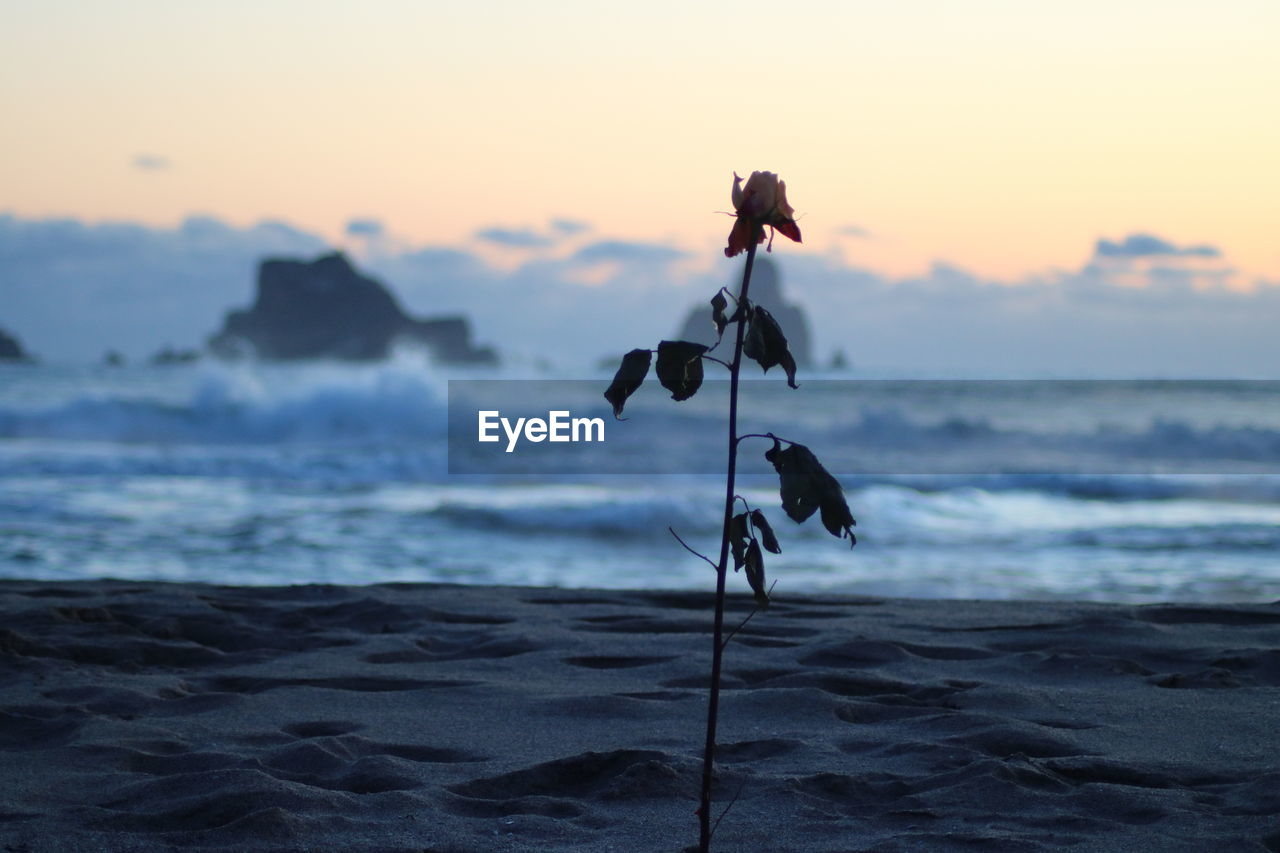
[2,579,1279,851]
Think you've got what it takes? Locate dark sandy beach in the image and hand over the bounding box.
[2,580,1278,851]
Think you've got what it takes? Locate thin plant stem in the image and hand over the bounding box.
[709,778,749,842]
[720,580,777,652]
[698,227,761,852]
[669,526,717,571]
[736,432,796,446]
[702,355,733,371]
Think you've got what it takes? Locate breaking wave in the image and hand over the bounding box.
[0,358,448,445]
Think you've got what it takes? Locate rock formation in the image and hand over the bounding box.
[208,252,497,365]
[149,346,201,366]
[0,327,34,363]
[676,256,812,367]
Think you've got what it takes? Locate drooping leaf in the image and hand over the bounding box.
[655,340,709,402]
[744,539,769,608]
[820,498,857,547]
[749,509,781,554]
[729,512,751,570]
[765,438,856,546]
[742,306,799,389]
[603,349,652,419]
[764,438,819,523]
[710,291,729,339]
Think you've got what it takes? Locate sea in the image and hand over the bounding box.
[3,354,1279,604]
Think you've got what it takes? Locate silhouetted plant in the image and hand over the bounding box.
[603,171,857,852]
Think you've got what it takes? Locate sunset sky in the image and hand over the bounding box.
[4,0,1277,282]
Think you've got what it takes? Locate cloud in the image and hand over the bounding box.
[571,240,687,265]
[4,212,1278,376]
[474,226,554,249]
[550,218,591,236]
[0,214,326,362]
[131,154,171,171]
[776,250,1279,377]
[835,224,873,239]
[472,219,593,251]
[1094,233,1222,260]
[345,218,385,238]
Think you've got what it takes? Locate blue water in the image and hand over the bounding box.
[2,356,1279,603]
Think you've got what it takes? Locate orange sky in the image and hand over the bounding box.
[3,1,1277,281]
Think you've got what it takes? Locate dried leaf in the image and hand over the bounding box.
[744,539,769,608]
[729,512,750,570]
[710,291,729,339]
[655,340,709,402]
[602,349,652,419]
[764,438,819,523]
[749,509,781,554]
[820,498,858,547]
[742,306,798,389]
[765,438,856,546]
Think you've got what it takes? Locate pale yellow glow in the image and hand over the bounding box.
[2,0,1277,280]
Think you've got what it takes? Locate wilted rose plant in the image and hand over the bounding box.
[603,171,855,853]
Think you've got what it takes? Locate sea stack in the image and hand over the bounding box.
[675,256,813,367]
[208,252,498,365]
[0,327,34,363]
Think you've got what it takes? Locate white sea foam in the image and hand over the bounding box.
[0,354,449,444]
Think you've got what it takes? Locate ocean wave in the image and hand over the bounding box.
[416,484,725,538]
[847,473,1280,502]
[0,358,447,444]
[400,481,1280,547]
[810,407,1280,471]
[4,369,1280,488]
